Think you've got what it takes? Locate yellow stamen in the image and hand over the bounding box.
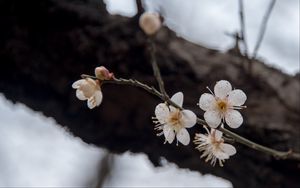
[217,100,228,111]
[168,109,183,132]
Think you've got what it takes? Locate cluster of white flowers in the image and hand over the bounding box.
[72,71,247,166]
[152,80,246,166]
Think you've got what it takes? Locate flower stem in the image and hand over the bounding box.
[219,127,300,160]
[81,74,300,161]
[148,38,169,100]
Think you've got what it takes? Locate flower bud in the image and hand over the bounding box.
[95,66,114,80]
[139,12,161,36]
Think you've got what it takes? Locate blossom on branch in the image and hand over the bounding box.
[72,78,102,109]
[139,12,162,35]
[199,80,247,129]
[153,92,197,145]
[194,127,236,167]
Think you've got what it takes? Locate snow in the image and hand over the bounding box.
[104,152,232,187]
[0,95,231,187]
[0,95,104,186]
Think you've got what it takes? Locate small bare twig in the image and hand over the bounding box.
[252,0,277,60]
[238,0,249,57]
[81,74,164,100]
[148,38,169,100]
[238,0,255,73]
[81,74,300,161]
[135,0,144,16]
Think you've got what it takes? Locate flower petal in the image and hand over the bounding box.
[72,79,85,89]
[199,93,217,111]
[171,92,184,107]
[163,124,175,144]
[212,129,223,141]
[155,103,170,124]
[181,110,197,128]
[169,106,177,113]
[214,80,232,99]
[85,78,98,86]
[87,97,97,109]
[76,89,87,100]
[204,110,221,128]
[214,150,229,160]
[221,143,236,156]
[228,89,247,106]
[94,90,103,106]
[225,109,243,128]
[176,128,190,145]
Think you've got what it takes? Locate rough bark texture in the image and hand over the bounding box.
[0,1,299,187]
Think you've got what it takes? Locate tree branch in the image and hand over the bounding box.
[80,74,300,161]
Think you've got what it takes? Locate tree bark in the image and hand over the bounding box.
[0,1,299,187]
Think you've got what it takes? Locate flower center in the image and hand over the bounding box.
[168,109,183,132]
[79,79,100,98]
[80,84,96,98]
[211,131,224,147]
[217,100,228,112]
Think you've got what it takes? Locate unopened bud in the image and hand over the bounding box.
[139,12,161,36]
[95,66,114,80]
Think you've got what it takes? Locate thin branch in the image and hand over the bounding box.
[80,74,300,161]
[238,0,255,73]
[148,38,169,100]
[135,0,144,16]
[220,127,300,160]
[252,0,276,60]
[81,74,164,100]
[238,0,249,57]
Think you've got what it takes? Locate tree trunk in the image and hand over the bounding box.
[0,1,299,187]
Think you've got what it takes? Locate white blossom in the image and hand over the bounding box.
[139,12,162,35]
[153,92,197,146]
[199,80,247,129]
[194,126,236,167]
[72,78,102,109]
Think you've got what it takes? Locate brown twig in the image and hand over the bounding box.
[238,0,254,73]
[238,0,249,57]
[148,38,169,100]
[135,0,144,16]
[81,74,300,161]
[252,0,277,60]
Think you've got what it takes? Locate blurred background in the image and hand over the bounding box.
[0,0,299,187]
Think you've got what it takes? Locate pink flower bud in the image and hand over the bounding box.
[95,66,114,80]
[139,12,162,36]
